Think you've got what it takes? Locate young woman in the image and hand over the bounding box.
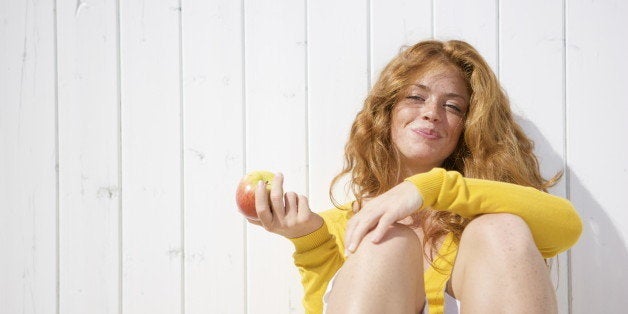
[246,40,582,314]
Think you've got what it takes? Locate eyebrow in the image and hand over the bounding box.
[411,84,468,101]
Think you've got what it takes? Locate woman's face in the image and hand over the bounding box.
[391,65,470,175]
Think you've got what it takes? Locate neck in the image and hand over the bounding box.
[398,160,440,183]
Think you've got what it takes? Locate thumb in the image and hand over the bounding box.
[246,218,263,226]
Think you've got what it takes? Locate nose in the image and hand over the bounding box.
[421,101,440,122]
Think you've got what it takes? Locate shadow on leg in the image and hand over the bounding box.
[326,223,425,314]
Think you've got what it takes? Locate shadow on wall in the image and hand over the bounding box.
[517,116,628,313]
[568,177,628,313]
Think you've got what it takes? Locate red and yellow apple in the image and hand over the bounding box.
[235,170,275,220]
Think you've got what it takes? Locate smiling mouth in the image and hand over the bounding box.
[412,128,441,140]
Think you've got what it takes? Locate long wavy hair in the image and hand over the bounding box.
[330,40,559,264]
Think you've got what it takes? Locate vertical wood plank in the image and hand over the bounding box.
[120,0,182,313]
[499,2,569,312]
[371,0,432,81]
[500,0,566,186]
[0,1,57,313]
[434,0,499,74]
[307,0,368,212]
[182,0,246,313]
[244,0,306,312]
[56,0,119,312]
[567,1,628,313]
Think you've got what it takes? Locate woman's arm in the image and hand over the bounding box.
[406,168,582,258]
[345,168,582,259]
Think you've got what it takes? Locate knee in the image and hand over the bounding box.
[353,223,422,261]
[329,224,425,313]
[372,223,421,250]
[461,213,538,258]
[453,215,556,312]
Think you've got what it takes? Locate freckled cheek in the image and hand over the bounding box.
[391,126,407,146]
[447,121,464,138]
[447,125,464,149]
[390,113,407,143]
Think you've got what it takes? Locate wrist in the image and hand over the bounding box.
[285,214,324,239]
[404,168,445,210]
[401,181,423,212]
[288,217,329,252]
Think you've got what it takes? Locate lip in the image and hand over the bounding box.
[412,127,441,140]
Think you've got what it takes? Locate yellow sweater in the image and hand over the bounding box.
[289,168,583,314]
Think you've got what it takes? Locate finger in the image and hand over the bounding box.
[284,192,298,219]
[296,194,310,218]
[255,180,273,228]
[269,173,285,217]
[246,218,262,226]
[344,217,357,254]
[370,214,397,244]
[346,216,377,254]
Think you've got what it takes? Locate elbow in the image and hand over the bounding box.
[559,203,584,253]
[541,202,584,258]
[566,206,584,248]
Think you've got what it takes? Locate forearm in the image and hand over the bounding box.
[405,168,583,257]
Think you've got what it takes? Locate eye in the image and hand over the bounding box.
[407,95,426,102]
[444,103,464,115]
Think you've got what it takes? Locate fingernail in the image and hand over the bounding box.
[371,234,379,243]
[348,243,355,252]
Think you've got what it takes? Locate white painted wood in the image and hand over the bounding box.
[0,1,57,313]
[181,1,246,313]
[119,1,182,313]
[500,0,566,187]
[434,0,499,74]
[371,0,432,82]
[499,1,569,312]
[56,0,119,313]
[567,1,628,313]
[307,0,368,212]
[244,0,307,313]
[5,1,628,313]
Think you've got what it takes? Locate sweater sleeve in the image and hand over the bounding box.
[405,168,583,258]
[289,207,349,314]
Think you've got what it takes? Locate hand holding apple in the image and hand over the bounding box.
[237,171,324,239]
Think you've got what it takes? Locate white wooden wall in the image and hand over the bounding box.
[2,1,627,313]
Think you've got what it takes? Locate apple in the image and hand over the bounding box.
[235,170,275,220]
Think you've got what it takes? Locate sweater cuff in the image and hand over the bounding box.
[404,168,446,210]
[289,221,333,253]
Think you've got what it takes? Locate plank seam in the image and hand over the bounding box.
[562,0,573,312]
[241,0,248,312]
[366,0,371,89]
[116,0,123,312]
[53,0,61,312]
[178,0,186,313]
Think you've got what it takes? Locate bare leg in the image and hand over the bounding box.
[326,223,425,314]
[451,213,558,314]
